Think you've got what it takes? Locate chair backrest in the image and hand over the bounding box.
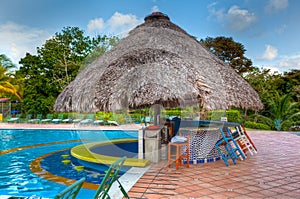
[171,117,181,135]
[219,127,235,141]
[93,156,127,199]
[86,114,95,120]
[36,114,43,119]
[26,114,32,119]
[234,125,244,137]
[57,113,64,119]
[76,114,85,119]
[54,177,86,199]
[46,114,53,119]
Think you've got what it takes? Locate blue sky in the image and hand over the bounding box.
[1,0,299,73]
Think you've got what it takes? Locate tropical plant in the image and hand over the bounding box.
[0,54,22,101]
[257,93,300,131]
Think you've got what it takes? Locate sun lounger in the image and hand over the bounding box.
[79,114,95,125]
[107,120,119,126]
[94,119,104,125]
[24,114,32,123]
[28,114,42,124]
[62,114,73,123]
[41,114,54,123]
[52,113,64,124]
[72,114,85,123]
[7,114,21,123]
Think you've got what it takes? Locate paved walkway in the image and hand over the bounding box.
[127,131,300,199]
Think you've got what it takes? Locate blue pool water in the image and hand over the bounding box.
[0,129,138,198]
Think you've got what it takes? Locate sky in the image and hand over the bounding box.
[1,0,300,73]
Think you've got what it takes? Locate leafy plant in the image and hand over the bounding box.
[244,121,271,130]
[257,93,300,131]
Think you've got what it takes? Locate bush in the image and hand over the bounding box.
[226,110,241,123]
[165,108,181,117]
[208,110,226,121]
[129,113,143,123]
[96,111,113,121]
[244,121,271,130]
[208,110,241,123]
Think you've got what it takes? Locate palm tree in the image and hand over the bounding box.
[0,54,22,101]
[258,92,300,131]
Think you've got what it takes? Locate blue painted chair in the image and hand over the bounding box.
[215,127,245,166]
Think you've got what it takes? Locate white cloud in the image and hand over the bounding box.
[108,12,141,33]
[266,0,289,13]
[87,12,143,37]
[208,5,256,32]
[275,24,287,34]
[207,3,225,22]
[261,45,278,61]
[226,6,257,32]
[151,6,159,13]
[0,22,50,66]
[278,53,300,69]
[87,18,105,32]
[263,65,281,74]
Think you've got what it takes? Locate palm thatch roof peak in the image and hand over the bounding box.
[54,12,263,113]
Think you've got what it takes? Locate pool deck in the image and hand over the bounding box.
[128,130,300,199]
[1,123,300,198]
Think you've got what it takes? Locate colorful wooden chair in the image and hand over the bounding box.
[233,125,257,156]
[215,127,245,166]
[168,133,190,170]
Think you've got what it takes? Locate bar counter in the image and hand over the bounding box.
[177,120,240,164]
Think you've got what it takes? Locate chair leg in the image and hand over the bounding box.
[225,144,237,165]
[216,144,229,166]
[168,144,171,168]
[176,145,180,170]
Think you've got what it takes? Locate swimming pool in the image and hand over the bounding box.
[0,129,138,198]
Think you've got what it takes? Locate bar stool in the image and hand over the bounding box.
[168,134,190,170]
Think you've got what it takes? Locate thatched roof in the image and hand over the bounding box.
[54,12,263,113]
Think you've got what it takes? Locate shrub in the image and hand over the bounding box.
[244,121,271,130]
[96,111,113,121]
[226,110,241,123]
[208,110,226,121]
[113,114,126,124]
[165,108,181,117]
[129,113,143,123]
[208,110,241,123]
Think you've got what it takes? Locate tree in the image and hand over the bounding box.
[200,36,255,76]
[17,27,119,115]
[257,93,300,131]
[0,54,22,101]
[281,70,300,101]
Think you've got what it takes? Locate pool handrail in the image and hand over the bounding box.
[54,177,86,199]
[93,156,129,199]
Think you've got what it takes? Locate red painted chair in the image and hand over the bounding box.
[168,133,190,170]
